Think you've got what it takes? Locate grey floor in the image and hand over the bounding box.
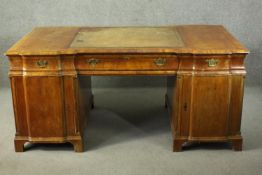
[0,86,262,175]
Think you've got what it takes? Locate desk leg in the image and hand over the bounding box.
[231,137,243,151]
[164,94,168,108]
[173,139,187,152]
[14,139,27,152]
[70,140,84,152]
[91,94,95,109]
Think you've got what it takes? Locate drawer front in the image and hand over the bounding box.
[75,55,178,71]
[23,57,60,71]
[194,56,230,70]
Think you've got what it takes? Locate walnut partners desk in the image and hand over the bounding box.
[5,25,249,152]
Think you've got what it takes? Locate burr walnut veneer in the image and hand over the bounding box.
[5,25,249,152]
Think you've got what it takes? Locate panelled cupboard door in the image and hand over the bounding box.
[23,76,65,138]
[189,76,231,139]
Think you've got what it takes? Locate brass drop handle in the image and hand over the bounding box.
[87,58,99,67]
[36,60,48,68]
[206,58,219,67]
[154,58,166,66]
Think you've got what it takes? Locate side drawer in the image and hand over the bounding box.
[75,55,178,71]
[179,55,230,71]
[194,55,230,71]
[22,56,61,71]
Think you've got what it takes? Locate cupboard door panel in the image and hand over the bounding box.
[24,77,65,138]
[190,76,231,138]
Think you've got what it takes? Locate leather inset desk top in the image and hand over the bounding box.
[70,27,184,48]
[5,25,249,56]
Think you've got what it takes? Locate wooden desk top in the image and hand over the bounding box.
[6,25,249,56]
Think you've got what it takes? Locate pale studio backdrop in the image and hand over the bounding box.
[0,0,261,88]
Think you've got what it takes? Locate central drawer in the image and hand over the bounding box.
[75,55,178,71]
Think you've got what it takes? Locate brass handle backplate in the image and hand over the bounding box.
[36,60,48,68]
[154,58,166,67]
[87,58,99,67]
[205,58,219,67]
